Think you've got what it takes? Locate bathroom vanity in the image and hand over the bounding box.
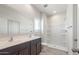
[0,35,41,55]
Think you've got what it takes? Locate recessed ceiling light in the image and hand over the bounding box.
[53,10,56,13]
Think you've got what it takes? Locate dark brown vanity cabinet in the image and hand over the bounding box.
[0,38,41,55]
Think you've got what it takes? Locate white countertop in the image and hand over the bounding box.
[0,35,40,50]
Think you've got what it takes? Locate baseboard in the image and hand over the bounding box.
[42,42,68,52]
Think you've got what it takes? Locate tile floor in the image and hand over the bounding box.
[40,45,68,55]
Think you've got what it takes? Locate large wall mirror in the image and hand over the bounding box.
[8,20,20,35]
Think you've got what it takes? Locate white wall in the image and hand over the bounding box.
[0,5,40,35]
[77,5,79,49]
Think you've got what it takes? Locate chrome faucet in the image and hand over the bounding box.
[9,36,13,42]
[29,31,32,37]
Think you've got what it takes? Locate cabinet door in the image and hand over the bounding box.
[10,51,19,55]
[19,42,30,55]
[30,40,37,55]
[31,45,37,55]
[19,48,30,55]
[37,42,41,55]
[36,38,41,55]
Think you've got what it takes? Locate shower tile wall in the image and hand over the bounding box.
[42,12,68,49]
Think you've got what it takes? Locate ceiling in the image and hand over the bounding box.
[4,4,67,16]
[32,4,67,16]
